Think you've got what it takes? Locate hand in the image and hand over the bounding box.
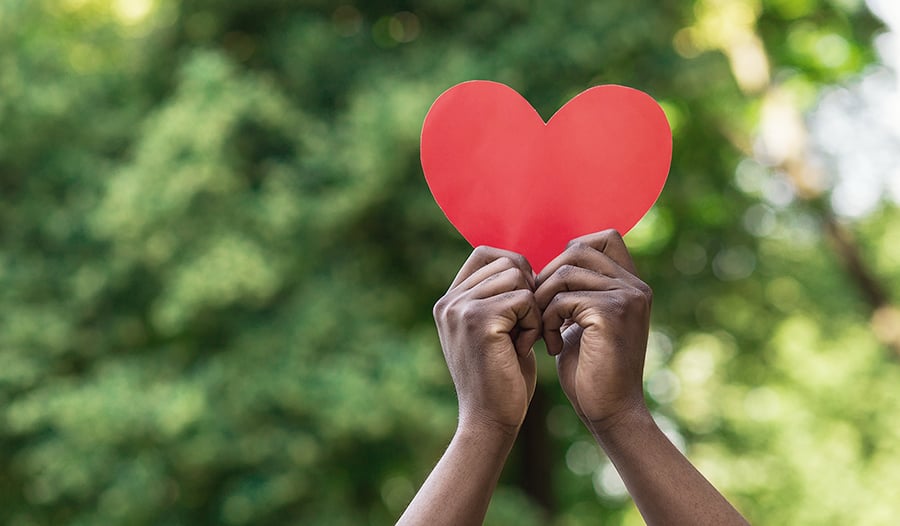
[433,246,542,433]
[534,230,653,434]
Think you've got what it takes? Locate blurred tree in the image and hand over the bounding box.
[1,0,898,525]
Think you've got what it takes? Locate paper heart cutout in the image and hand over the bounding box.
[420,80,672,272]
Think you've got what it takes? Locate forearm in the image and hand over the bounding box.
[397,423,517,526]
[593,410,749,526]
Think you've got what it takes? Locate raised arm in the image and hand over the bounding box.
[398,247,541,526]
[534,230,749,526]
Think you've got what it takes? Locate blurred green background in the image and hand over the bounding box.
[3,0,900,524]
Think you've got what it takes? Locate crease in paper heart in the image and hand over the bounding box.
[420,80,672,272]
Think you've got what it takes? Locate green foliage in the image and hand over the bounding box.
[1,0,897,524]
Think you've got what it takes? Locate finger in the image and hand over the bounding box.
[452,256,534,297]
[541,292,606,356]
[520,349,537,401]
[513,295,543,357]
[536,240,633,290]
[570,229,638,275]
[544,321,564,357]
[555,337,581,411]
[534,265,625,310]
[450,246,534,290]
[481,290,543,356]
[536,230,639,287]
[468,266,532,300]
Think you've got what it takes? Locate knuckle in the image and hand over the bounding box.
[637,281,653,302]
[567,229,620,249]
[511,252,531,271]
[566,240,589,252]
[471,245,496,260]
[432,295,449,318]
[437,294,463,317]
[566,230,594,247]
[544,294,564,314]
[435,296,464,329]
[599,228,623,241]
[557,264,577,279]
[496,256,515,269]
[514,270,530,287]
[620,288,651,313]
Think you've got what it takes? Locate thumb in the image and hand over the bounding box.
[555,337,581,410]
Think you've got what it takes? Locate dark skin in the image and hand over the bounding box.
[398,230,748,526]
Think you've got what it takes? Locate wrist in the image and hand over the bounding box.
[457,414,521,445]
[588,402,653,443]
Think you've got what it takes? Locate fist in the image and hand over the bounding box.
[433,247,541,432]
[534,230,652,434]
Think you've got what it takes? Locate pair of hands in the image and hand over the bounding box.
[433,229,652,437]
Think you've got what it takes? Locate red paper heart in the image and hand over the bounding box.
[420,80,672,272]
